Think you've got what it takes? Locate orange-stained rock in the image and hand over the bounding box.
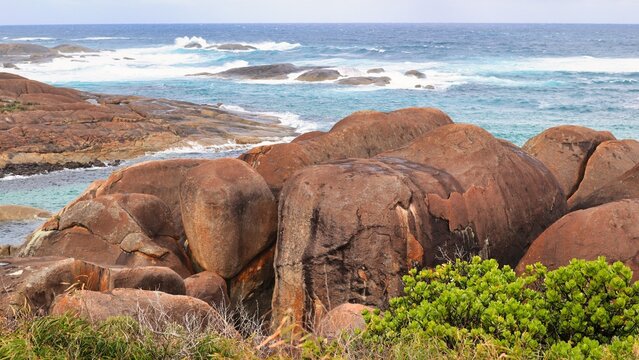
[0,257,185,318]
[50,289,215,326]
[571,164,639,211]
[185,271,229,309]
[20,193,192,277]
[239,107,453,196]
[516,199,639,281]
[180,158,277,279]
[229,246,275,320]
[568,140,639,208]
[317,303,373,339]
[272,124,566,328]
[522,125,615,198]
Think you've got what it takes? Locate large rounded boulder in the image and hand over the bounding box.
[568,139,639,208]
[570,164,639,211]
[517,199,639,281]
[272,124,567,328]
[522,125,615,198]
[239,107,453,196]
[179,158,277,278]
[94,159,208,237]
[50,289,217,327]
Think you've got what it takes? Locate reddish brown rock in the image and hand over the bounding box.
[239,107,453,196]
[291,131,324,143]
[95,159,208,234]
[516,199,639,281]
[0,73,294,177]
[19,193,192,277]
[180,158,277,278]
[0,257,185,318]
[316,303,373,339]
[50,289,216,326]
[568,140,639,208]
[570,164,639,211]
[522,125,615,198]
[106,266,185,295]
[185,271,229,308]
[229,246,275,319]
[272,124,566,328]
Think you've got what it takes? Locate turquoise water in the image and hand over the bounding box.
[1,23,639,244]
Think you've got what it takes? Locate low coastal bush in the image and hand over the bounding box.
[1,257,638,359]
[363,257,639,359]
[0,101,27,113]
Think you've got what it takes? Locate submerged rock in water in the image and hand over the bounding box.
[405,69,426,79]
[211,63,316,80]
[51,44,97,53]
[296,69,342,82]
[366,68,385,74]
[210,43,257,51]
[0,205,51,222]
[336,76,391,86]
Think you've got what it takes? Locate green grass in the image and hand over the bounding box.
[1,313,637,359]
[0,100,37,113]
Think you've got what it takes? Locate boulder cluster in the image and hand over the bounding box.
[3,106,639,337]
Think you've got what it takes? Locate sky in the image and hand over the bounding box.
[0,0,638,25]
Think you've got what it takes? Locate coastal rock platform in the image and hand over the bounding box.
[0,73,295,177]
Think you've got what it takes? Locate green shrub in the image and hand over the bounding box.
[363,257,639,359]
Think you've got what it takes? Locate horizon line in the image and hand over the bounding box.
[1,21,639,27]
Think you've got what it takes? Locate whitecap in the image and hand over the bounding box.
[151,138,295,156]
[219,104,318,133]
[174,36,300,52]
[72,36,131,41]
[2,44,247,82]
[11,37,55,41]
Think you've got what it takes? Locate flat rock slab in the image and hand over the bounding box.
[0,205,51,222]
[0,73,295,177]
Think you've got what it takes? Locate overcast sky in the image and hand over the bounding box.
[1,0,638,25]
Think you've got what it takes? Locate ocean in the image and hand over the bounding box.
[1,23,639,244]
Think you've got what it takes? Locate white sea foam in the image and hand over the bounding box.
[0,44,248,82]
[11,37,55,41]
[219,104,318,133]
[174,36,301,52]
[151,138,295,156]
[72,36,131,41]
[484,56,639,74]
